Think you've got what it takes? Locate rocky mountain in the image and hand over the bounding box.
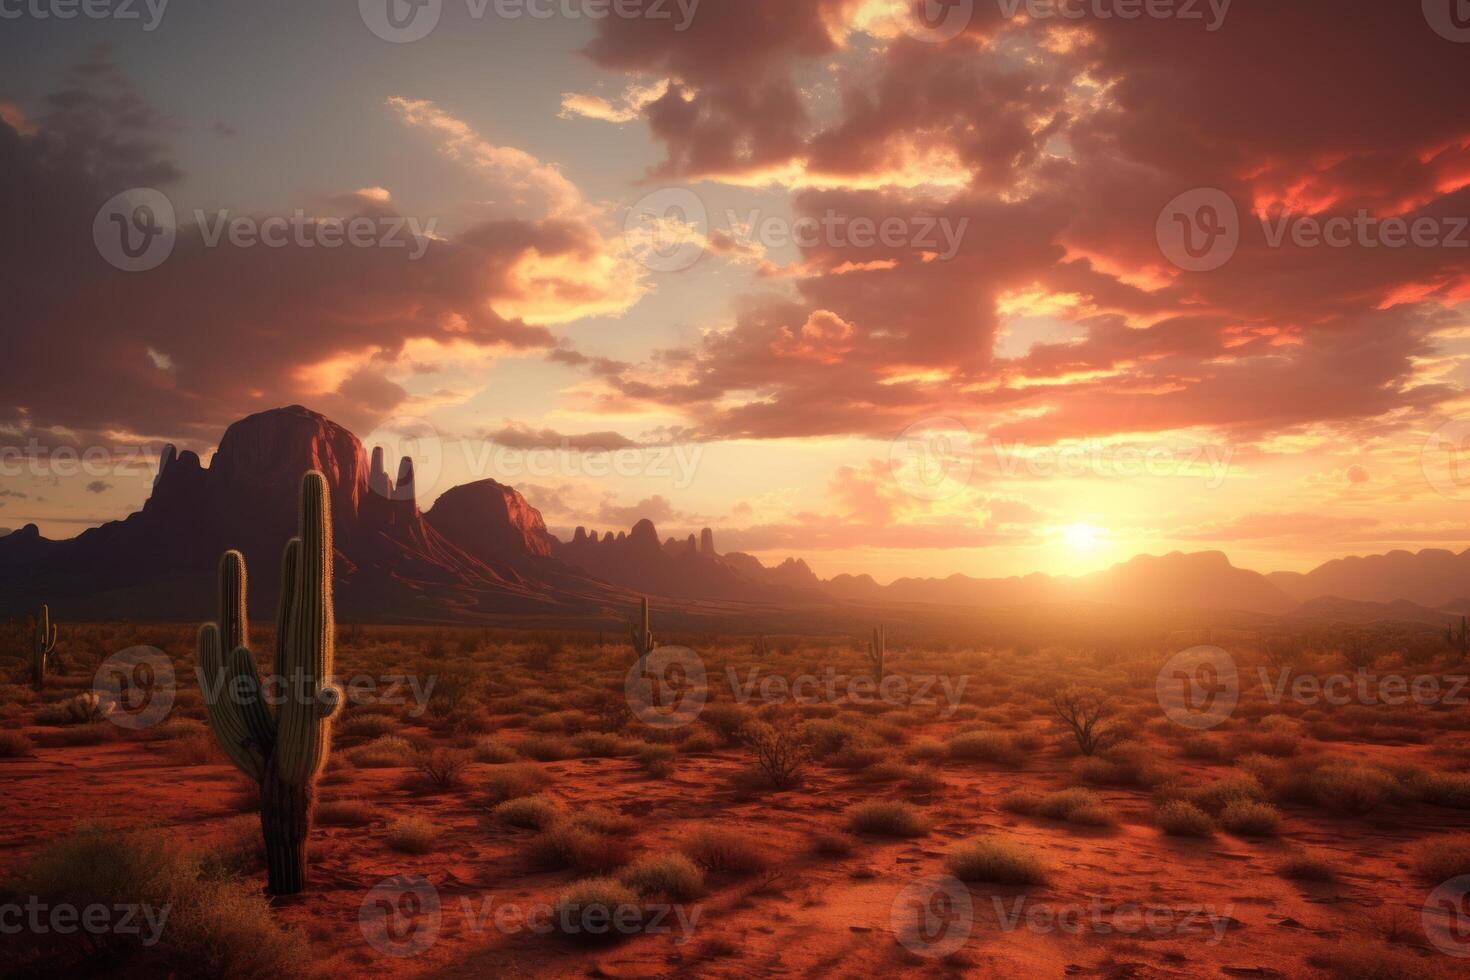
[1268,548,1470,608]
[0,406,626,623]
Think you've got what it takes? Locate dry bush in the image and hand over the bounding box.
[741,714,809,790]
[1412,835,1470,881]
[636,743,676,777]
[348,735,416,768]
[945,836,1049,885]
[518,735,579,762]
[483,762,550,803]
[619,854,705,902]
[385,817,440,855]
[0,730,34,757]
[1278,854,1337,882]
[945,730,1021,766]
[529,824,630,874]
[472,737,518,764]
[570,806,636,837]
[335,713,398,740]
[492,795,562,830]
[410,747,473,790]
[812,832,857,858]
[679,827,770,877]
[1006,787,1116,827]
[847,800,930,837]
[701,702,754,744]
[1218,800,1281,836]
[1156,800,1214,837]
[1049,686,1120,756]
[552,878,641,943]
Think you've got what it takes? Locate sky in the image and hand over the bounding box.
[1,0,1470,583]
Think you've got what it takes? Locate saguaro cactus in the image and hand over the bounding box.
[1448,616,1470,658]
[31,604,57,691]
[630,597,654,663]
[867,626,886,682]
[198,470,341,895]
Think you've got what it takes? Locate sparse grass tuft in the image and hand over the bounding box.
[945,836,1048,885]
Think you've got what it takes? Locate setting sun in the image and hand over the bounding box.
[1063,522,1105,553]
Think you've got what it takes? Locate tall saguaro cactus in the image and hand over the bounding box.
[867,626,886,682]
[31,604,57,692]
[198,471,341,895]
[630,597,654,663]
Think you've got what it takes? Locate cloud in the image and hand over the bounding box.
[486,424,641,452]
[84,480,112,494]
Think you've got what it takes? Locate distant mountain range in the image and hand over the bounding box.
[3,405,1470,627]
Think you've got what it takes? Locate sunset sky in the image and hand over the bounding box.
[2,1,1470,582]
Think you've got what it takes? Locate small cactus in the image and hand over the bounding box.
[867,626,886,682]
[198,470,341,895]
[31,604,57,692]
[630,597,654,662]
[1448,616,1469,658]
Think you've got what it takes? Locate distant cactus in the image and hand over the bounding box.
[31,604,57,692]
[198,470,341,895]
[1448,616,1469,658]
[630,597,654,662]
[867,626,886,682]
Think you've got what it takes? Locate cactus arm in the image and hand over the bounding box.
[274,471,340,786]
[218,551,248,656]
[274,538,300,688]
[198,624,267,782]
[629,597,654,659]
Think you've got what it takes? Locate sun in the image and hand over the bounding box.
[1062,522,1104,553]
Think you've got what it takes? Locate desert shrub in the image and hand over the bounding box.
[484,762,550,802]
[1004,788,1114,826]
[679,729,722,753]
[552,878,642,943]
[945,837,1048,885]
[700,702,753,744]
[1297,762,1400,815]
[472,738,518,764]
[946,730,1020,765]
[529,825,630,874]
[635,743,676,778]
[679,827,769,877]
[571,806,636,837]
[1181,735,1229,761]
[316,799,374,827]
[0,730,34,757]
[1049,685,1120,756]
[1219,800,1281,836]
[349,735,416,768]
[519,735,578,762]
[742,714,809,790]
[619,854,705,902]
[847,801,929,837]
[28,723,119,747]
[336,713,398,740]
[7,824,308,976]
[905,737,947,762]
[1156,800,1214,837]
[572,732,630,758]
[162,732,221,766]
[812,832,857,858]
[385,817,440,855]
[492,795,562,830]
[1278,854,1337,882]
[1184,774,1267,814]
[411,747,473,790]
[1412,835,1470,881]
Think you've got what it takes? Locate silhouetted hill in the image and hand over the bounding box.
[1268,548,1470,607]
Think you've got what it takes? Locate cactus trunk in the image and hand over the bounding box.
[197,471,340,895]
[31,604,57,692]
[630,596,654,662]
